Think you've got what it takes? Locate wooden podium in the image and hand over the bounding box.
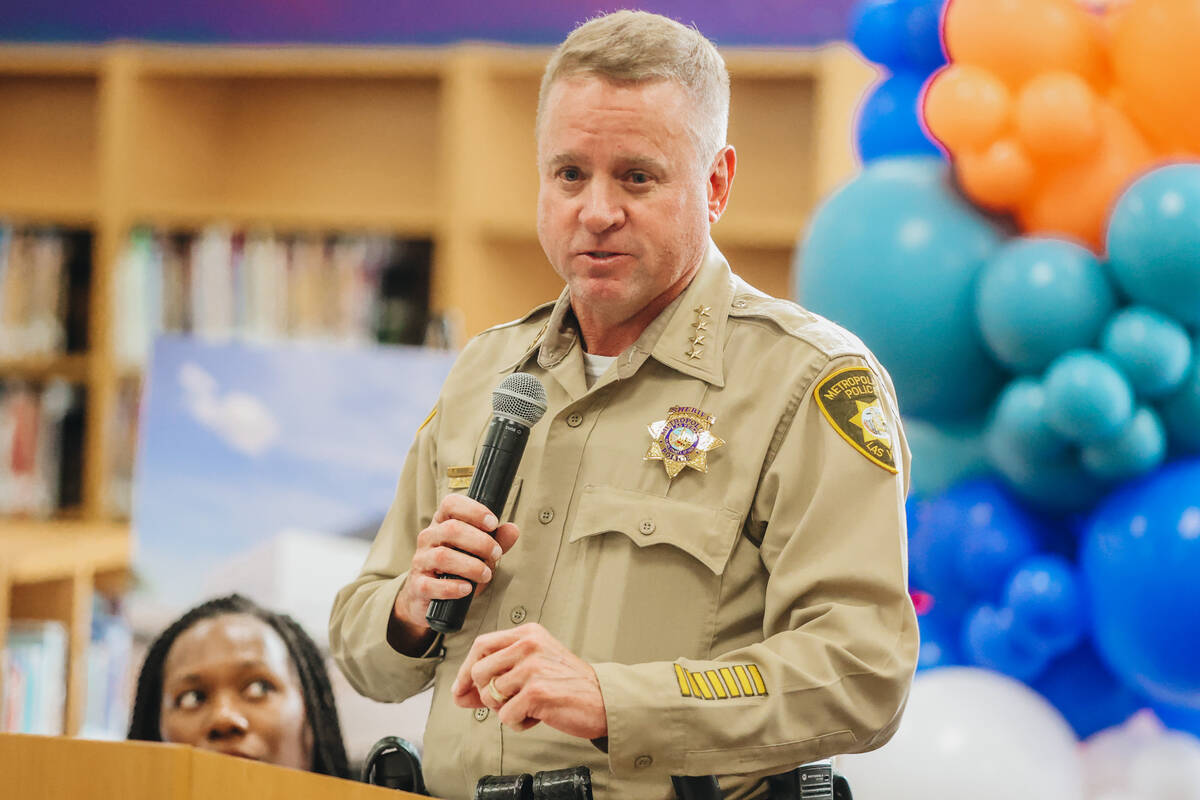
[0,733,434,799]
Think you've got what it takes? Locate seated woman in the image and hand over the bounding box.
[128,594,350,779]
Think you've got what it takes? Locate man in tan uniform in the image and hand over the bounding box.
[330,11,918,799]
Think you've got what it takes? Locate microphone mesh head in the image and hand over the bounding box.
[492,372,548,426]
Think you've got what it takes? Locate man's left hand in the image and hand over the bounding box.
[451,623,608,739]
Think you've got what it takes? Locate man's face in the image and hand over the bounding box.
[536,76,720,330]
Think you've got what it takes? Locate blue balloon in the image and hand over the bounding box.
[1033,642,1144,739]
[849,0,907,67]
[975,237,1117,373]
[1080,405,1167,481]
[1101,306,1193,399]
[961,604,1050,682]
[856,72,942,162]
[1004,555,1086,657]
[1152,699,1200,739]
[797,157,1006,420]
[1161,347,1200,455]
[1107,163,1200,326]
[850,0,946,72]
[917,606,963,671]
[904,417,989,498]
[1083,459,1200,709]
[909,478,1043,613]
[1043,350,1135,444]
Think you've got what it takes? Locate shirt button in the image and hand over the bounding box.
[538,508,555,525]
[567,412,584,427]
[732,298,747,308]
[474,707,489,722]
[510,605,528,624]
[634,755,653,769]
[639,519,656,535]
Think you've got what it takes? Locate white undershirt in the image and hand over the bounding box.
[583,352,617,388]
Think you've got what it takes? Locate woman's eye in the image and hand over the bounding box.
[176,690,204,710]
[243,679,274,699]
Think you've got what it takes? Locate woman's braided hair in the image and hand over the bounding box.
[127,594,351,779]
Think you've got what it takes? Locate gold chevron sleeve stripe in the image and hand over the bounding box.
[690,672,714,700]
[675,664,692,697]
[732,665,755,695]
[718,667,741,697]
[705,670,728,699]
[747,664,768,695]
[417,406,437,434]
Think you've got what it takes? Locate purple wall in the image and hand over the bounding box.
[0,1,856,46]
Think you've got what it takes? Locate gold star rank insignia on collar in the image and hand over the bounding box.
[646,406,725,479]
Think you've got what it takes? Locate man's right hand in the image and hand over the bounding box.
[388,494,521,655]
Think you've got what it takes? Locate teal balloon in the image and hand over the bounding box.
[988,433,1107,514]
[1107,163,1200,326]
[904,417,989,498]
[1101,306,1192,399]
[1159,344,1200,455]
[1043,350,1135,444]
[1080,405,1167,481]
[986,378,1071,465]
[797,157,1005,420]
[976,237,1117,373]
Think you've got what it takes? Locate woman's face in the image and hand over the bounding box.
[159,613,312,771]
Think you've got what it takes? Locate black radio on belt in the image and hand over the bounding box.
[474,766,593,800]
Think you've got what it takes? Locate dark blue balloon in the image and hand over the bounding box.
[961,604,1050,682]
[1033,642,1144,739]
[856,71,943,163]
[1005,555,1086,658]
[1082,459,1200,709]
[850,0,907,67]
[917,606,963,671]
[1152,699,1200,738]
[909,478,1045,614]
[850,0,947,72]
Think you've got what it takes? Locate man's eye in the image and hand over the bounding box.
[176,690,204,710]
[243,679,275,700]
[628,172,651,184]
[559,167,582,182]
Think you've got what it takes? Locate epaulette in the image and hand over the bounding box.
[726,276,867,361]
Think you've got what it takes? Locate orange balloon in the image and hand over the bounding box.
[957,138,1037,209]
[1111,0,1200,153]
[1018,103,1159,250]
[1015,71,1101,161]
[924,64,1013,151]
[943,0,1110,89]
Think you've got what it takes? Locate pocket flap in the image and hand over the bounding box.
[568,485,741,575]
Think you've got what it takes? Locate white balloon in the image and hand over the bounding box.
[1128,731,1200,800]
[836,667,1084,800]
[1081,710,1164,796]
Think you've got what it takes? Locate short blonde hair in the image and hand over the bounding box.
[537,10,731,165]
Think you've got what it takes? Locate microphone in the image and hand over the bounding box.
[426,372,548,634]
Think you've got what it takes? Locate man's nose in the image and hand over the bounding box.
[205,693,250,741]
[580,179,626,234]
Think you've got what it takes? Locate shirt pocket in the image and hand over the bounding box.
[563,485,741,662]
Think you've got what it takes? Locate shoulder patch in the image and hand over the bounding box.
[814,366,897,473]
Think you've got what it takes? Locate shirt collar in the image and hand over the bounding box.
[503,240,733,387]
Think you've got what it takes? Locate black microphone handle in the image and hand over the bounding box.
[426,415,530,634]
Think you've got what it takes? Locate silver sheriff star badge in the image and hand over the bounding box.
[645,405,725,479]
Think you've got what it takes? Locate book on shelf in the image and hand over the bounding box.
[1,619,68,736]
[0,379,84,518]
[80,596,134,741]
[114,225,435,370]
[0,223,91,362]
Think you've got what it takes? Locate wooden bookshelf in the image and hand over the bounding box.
[0,40,876,736]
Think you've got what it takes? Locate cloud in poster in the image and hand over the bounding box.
[178,360,281,457]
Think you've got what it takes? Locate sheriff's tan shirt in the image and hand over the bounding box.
[330,242,919,800]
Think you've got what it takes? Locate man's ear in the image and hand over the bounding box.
[707,145,737,223]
